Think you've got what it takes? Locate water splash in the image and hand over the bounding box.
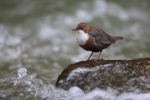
[17,67,27,78]
[0,67,150,100]
[0,67,71,100]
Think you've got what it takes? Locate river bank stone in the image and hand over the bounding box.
[56,58,150,93]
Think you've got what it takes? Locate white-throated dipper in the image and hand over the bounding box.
[72,22,123,60]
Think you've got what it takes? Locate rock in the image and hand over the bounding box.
[56,58,150,93]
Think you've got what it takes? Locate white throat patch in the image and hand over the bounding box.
[76,30,89,46]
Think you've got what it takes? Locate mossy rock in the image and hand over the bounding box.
[56,58,150,93]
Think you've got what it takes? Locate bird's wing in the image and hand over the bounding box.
[88,27,115,44]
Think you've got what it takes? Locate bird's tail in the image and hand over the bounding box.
[112,36,123,41]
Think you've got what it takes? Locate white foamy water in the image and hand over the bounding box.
[70,87,150,100]
[0,67,149,100]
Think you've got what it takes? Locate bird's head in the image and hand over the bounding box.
[72,22,91,33]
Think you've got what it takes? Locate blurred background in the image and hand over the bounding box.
[0,0,150,84]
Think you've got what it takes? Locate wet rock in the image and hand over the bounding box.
[56,58,150,93]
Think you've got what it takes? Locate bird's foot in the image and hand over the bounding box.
[86,59,95,61]
[86,59,103,61]
[90,59,96,61]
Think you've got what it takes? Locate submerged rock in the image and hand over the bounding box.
[56,58,150,93]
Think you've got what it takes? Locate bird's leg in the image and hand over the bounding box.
[87,52,94,60]
[97,51,102,60]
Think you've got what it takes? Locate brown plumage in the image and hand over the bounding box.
[72,22,123,60]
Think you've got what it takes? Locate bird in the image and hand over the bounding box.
[72,22,123,60]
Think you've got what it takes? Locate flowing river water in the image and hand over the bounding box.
[0,0,150,100]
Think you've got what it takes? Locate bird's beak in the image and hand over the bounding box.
[72,29,77,31]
